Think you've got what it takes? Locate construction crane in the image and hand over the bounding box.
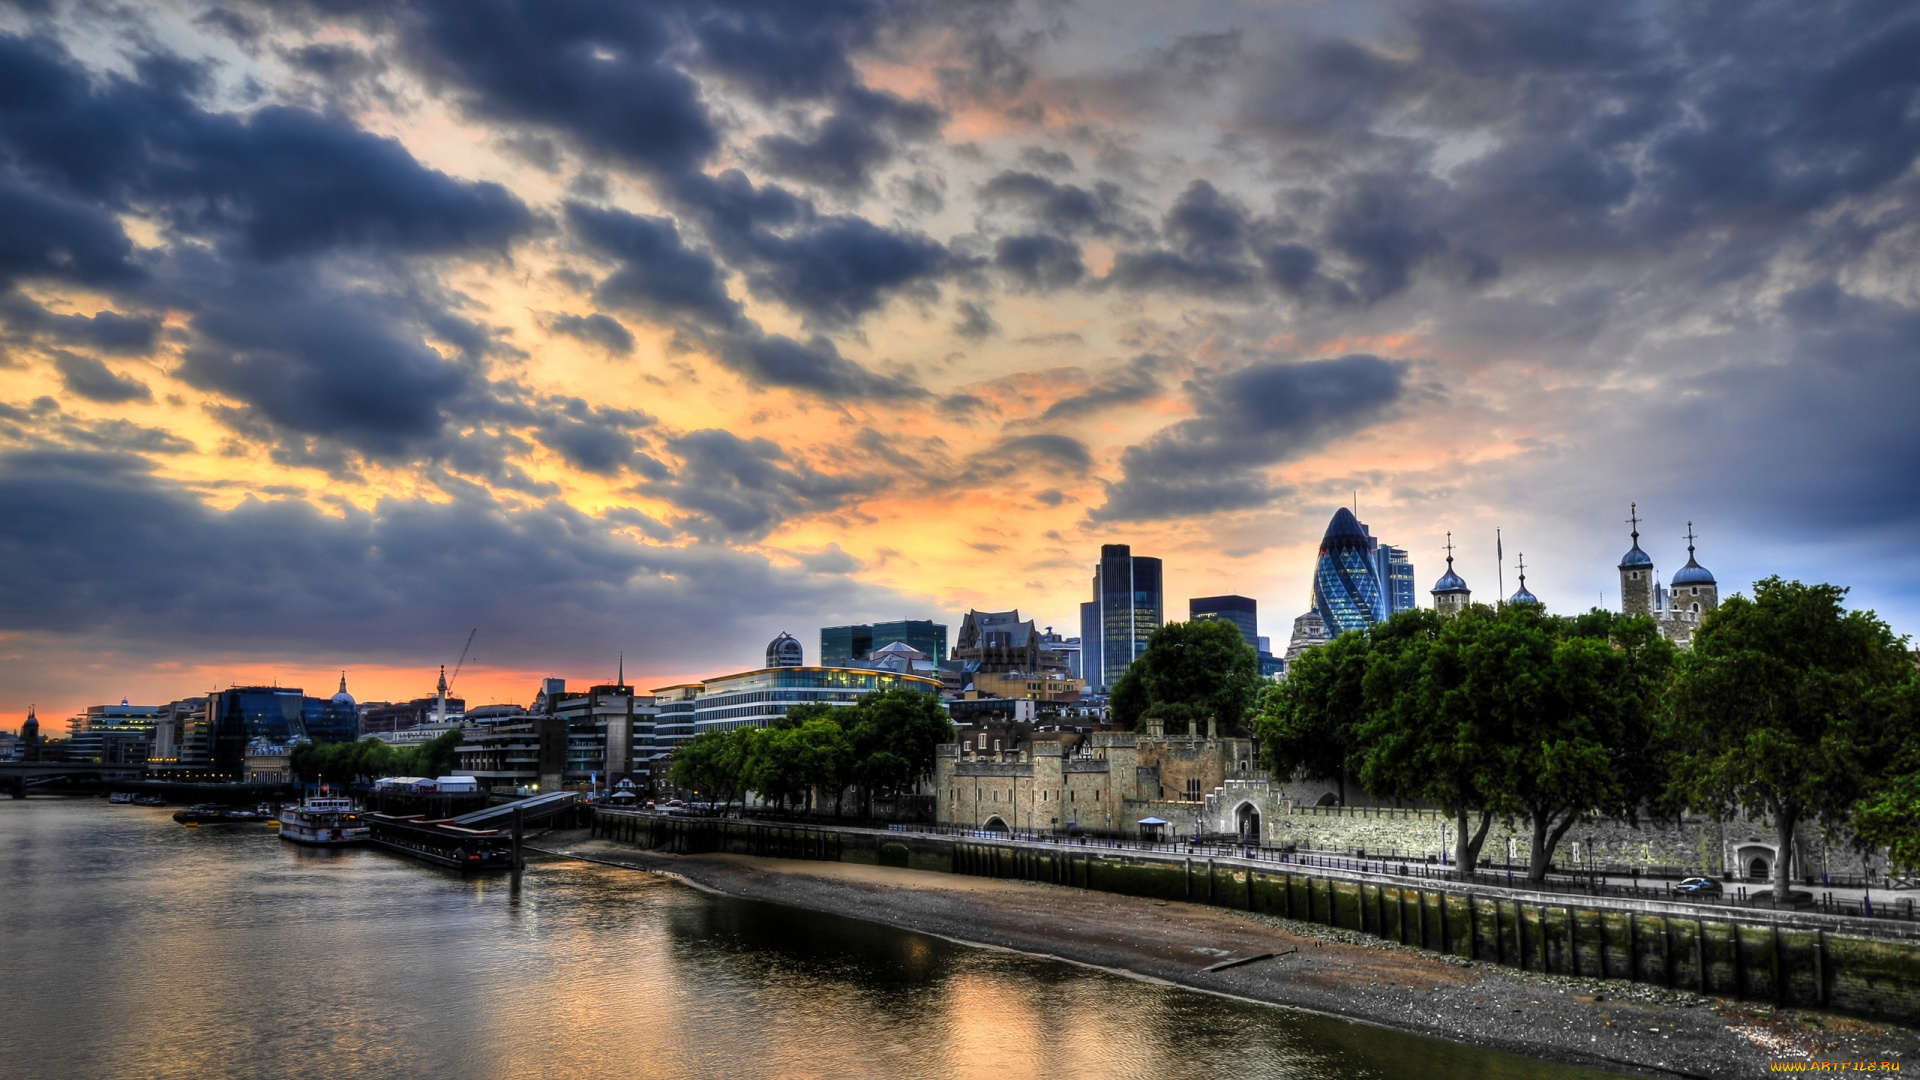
[447,629,477,695]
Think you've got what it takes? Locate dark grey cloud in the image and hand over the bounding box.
[638,428,880,541]
[993,234,1085,291]
[531,396,659,478]
[546,312,634,355]
[978,170,1132,237]
[52,352,149,403]
[566,203,743,329]
[953,300,997,340]
[0,447,909,671]
[172,258,479,458]
[0,180,142,290]
[1091,354,1406,522]
[756,87,943,195]
[717,331,926,400]
[567,202,926,395]
[0,296,159,354]
[0,34,532,261]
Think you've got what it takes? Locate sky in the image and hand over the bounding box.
[2,0,1917,721]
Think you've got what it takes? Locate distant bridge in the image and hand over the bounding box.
[0,762,145,798]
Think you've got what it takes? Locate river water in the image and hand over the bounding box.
[0,799,1616,1079]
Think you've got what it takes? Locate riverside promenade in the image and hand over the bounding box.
[589,808,1920,1027]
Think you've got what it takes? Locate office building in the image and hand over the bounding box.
[1372,545,1416,618]
[1189,595,1259,651]
[549,681,659,788]
[1312,508,1388,637]
[821,620,949,668]
[1084,544,1163,691]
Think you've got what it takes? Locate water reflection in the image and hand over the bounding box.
[0,800,1618,1079]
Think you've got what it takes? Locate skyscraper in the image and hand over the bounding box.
[1372,545,1416,617]
[1312,508,1385,636]
[1085,544,1162,690]
[1189,595,1259,651]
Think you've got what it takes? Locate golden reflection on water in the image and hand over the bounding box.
[1,800,1622,1080]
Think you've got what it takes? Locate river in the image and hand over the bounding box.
[0,798,1618,1079]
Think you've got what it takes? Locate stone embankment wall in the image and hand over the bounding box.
[588,810,1920,1026]
[1200,793,1873,880]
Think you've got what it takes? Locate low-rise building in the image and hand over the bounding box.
[935,720,1257,834]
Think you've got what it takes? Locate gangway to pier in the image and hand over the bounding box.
[450,790,578,829]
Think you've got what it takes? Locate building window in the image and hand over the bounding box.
[1185,778,1201,800]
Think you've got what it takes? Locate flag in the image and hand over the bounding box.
[1496,528,1503,563]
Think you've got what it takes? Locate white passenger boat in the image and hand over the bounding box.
[277,797,370,847]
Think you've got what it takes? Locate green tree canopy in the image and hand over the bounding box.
[1665,578,1912,901]
[1354,606,1510,874]
[1256,624,1372,803]
[1852,672,1920,872]
[1112,619,1263,736]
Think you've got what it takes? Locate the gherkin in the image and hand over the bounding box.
[1312,507,1383,636]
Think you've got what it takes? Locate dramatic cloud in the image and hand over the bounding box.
[52,353,150,403]
[638,429,881,541]
[0,447,908,668]
[1092,355,1407,522]
[4,0,1920,712]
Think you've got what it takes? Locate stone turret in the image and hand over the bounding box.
[1619,503,1656,617]
[1670,522,1718,619]
[1431,532,1471,616]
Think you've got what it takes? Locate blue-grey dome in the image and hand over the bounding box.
[1509,583,1540,606]
[1431,564,1469,595]
[1618,543,1652,570]
[1672,556,1715,587]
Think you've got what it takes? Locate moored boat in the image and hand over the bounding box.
[174,803,235,824]
[278,796,369,847]
[133,794,166,807]
[108,792,135,804]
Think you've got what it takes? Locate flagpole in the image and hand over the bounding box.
[1496,528,1504,609]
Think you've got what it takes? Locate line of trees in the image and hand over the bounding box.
[667,686,954,818]
[1255,578,1919,901]
[289,729,464,786]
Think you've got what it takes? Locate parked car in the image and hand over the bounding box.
[1671,876,1723,896]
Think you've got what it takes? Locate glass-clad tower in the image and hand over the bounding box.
[1313,508,1384,636]
[1087,544,1162,690]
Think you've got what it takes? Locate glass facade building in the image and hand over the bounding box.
[1189,595,1259,651]
[1372,545,1416,618]
[678,667,943,734]
[1086,544,1163,690]
[1313,508,1385,637]
[820,620,948,667]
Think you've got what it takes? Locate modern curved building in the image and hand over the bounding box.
[765,631,804,668]
[1313,507,1386,636]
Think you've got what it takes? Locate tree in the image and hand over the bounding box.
[1354,607,1510,875]
[1114,619,1263,736]
[1255,626,1372,804]
[1666,578,1912,902]
[848,687,953,816]
[792,717,855,815]
[1485,607,1674,882]
[1850,671,1920,872]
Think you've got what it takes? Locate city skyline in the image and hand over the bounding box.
[3,1,1917,719]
